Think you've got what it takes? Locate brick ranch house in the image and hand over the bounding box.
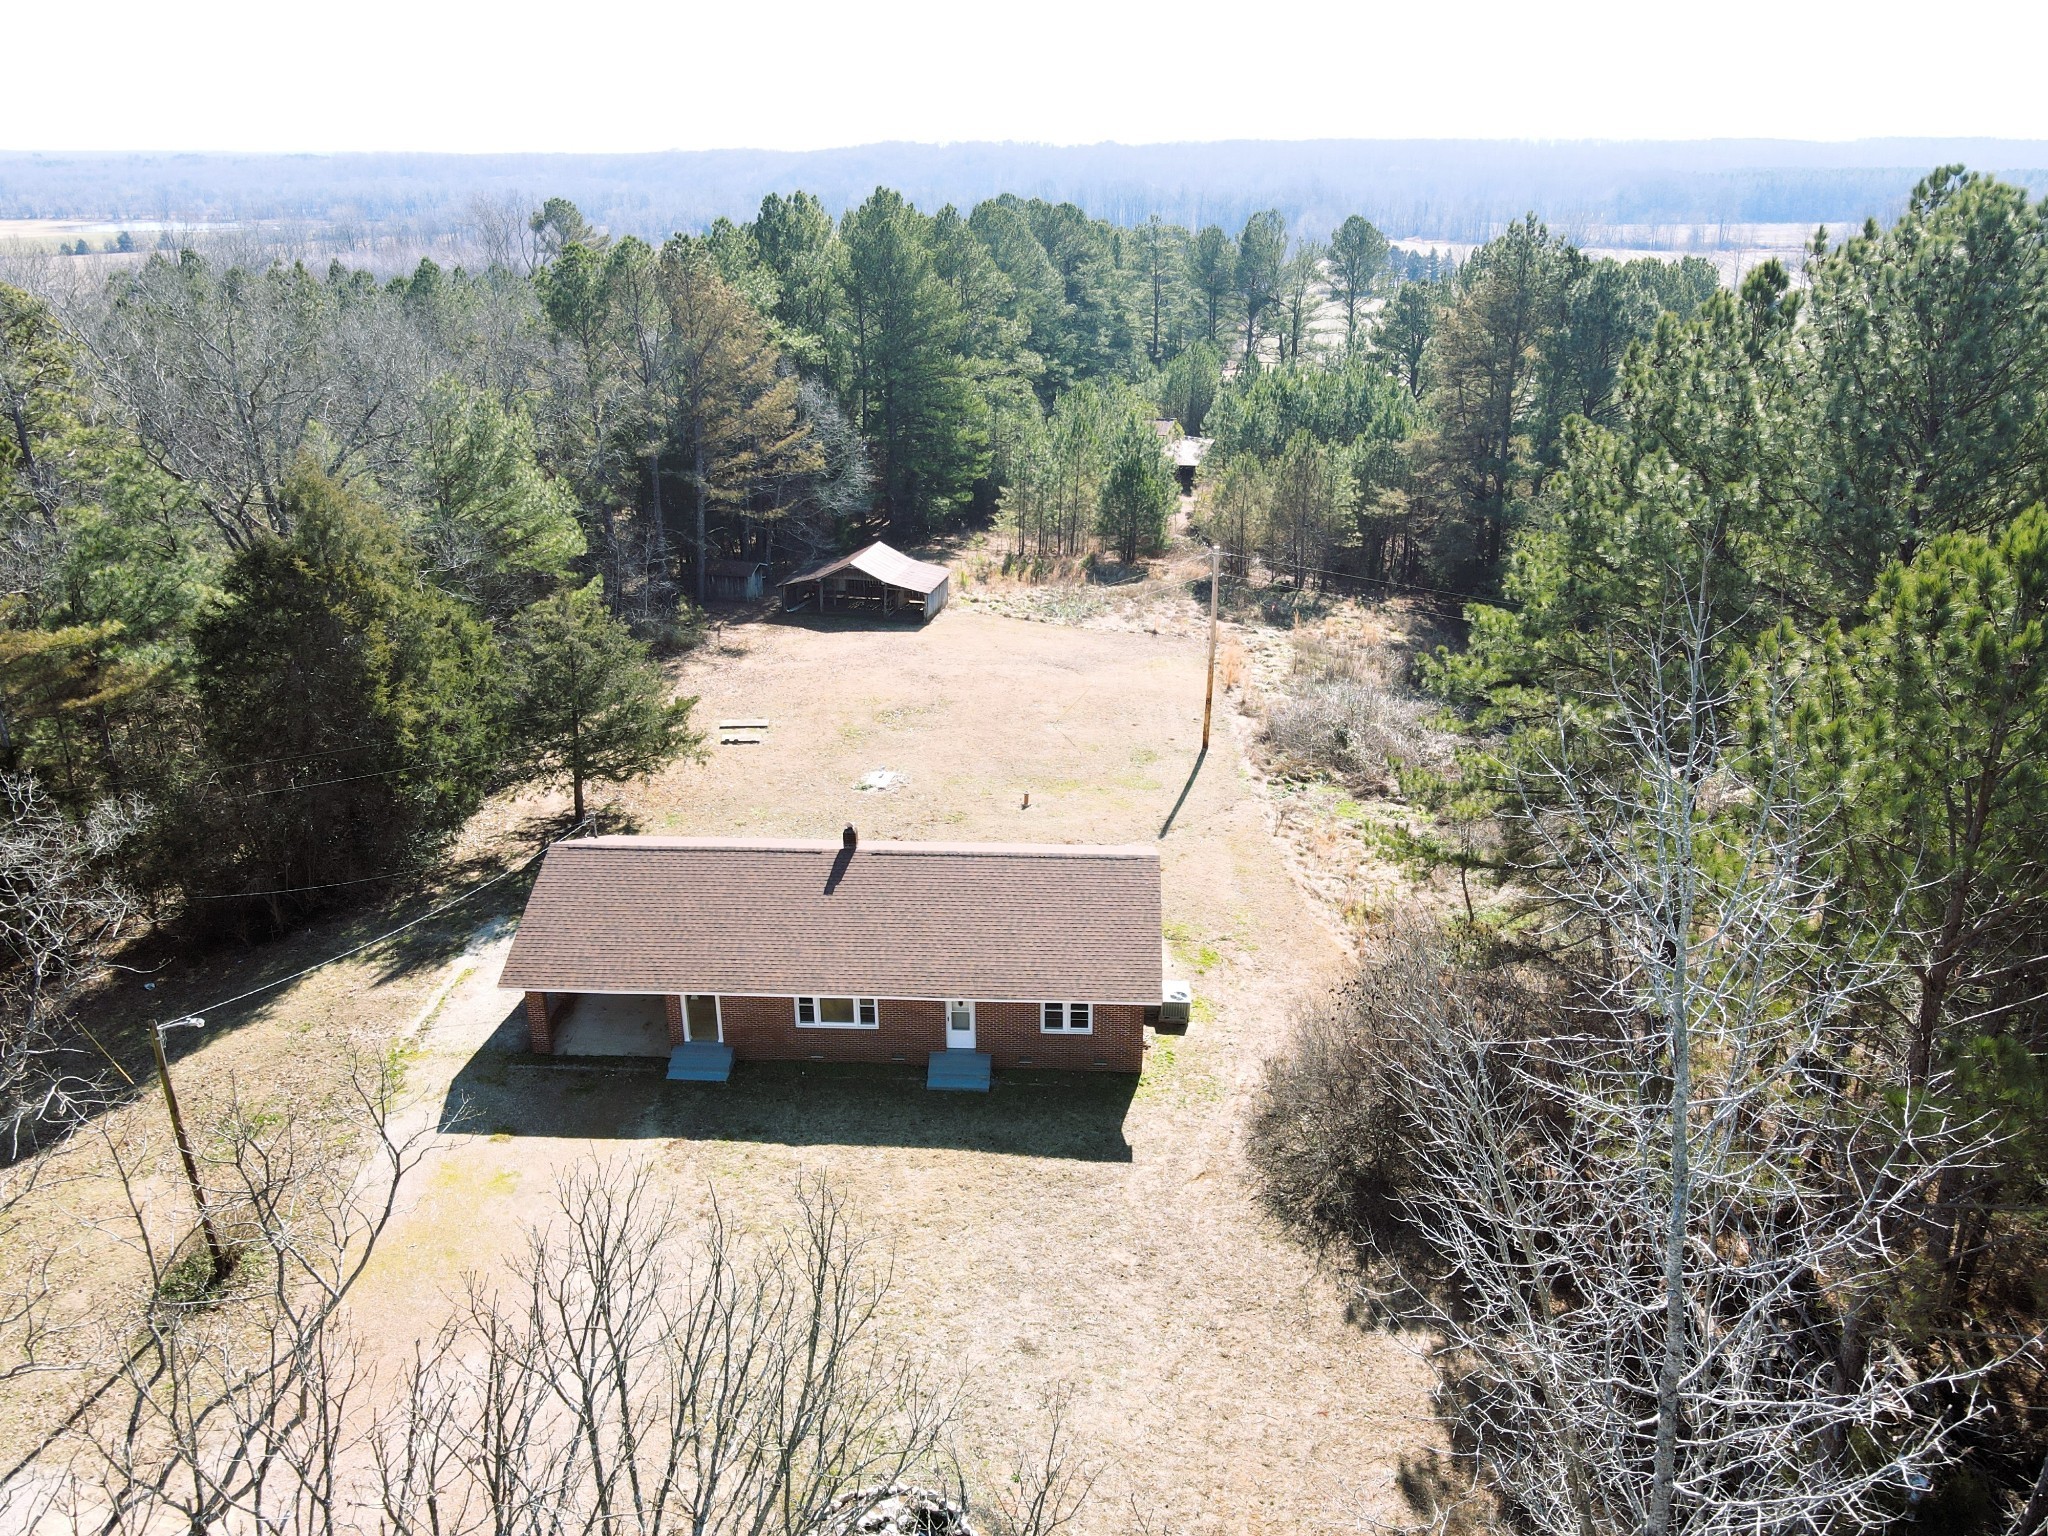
[498,830,1164,1086]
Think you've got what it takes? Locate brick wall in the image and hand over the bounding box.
[716,995,944,1064]
[523,991,572,1053]
[972,1002,1145,1073]
[530,991,1146,1073]
[707,995,1143,1073]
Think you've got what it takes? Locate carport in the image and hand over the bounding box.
[520,993,673,1056]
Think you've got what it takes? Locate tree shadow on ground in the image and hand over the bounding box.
[362,806,637,985]
[1199,574,1334,627]
[1084,558,1149,586]
[1394,1448,1489,1534]
[439,1011,1137,1162]
[22,818,588,1167]
[751,610,937,634]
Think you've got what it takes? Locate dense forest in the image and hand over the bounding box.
[1249,168,2048,1532]
[0,176,1716,943]
[4,162,2048,1530]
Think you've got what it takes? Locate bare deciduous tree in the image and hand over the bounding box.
[976,1385,1095,1536]
[0,773,144,1398]
[0,771,141,1152]
[375,1163,950,1536]
[75,245,426,549]
[58,1054,424,1536]
[1373,576,2010,1536]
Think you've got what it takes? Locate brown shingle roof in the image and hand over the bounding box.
[780,542,951,595]
[499,836,1163,1003]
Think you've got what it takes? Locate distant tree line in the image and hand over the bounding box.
[11,141,2038,244]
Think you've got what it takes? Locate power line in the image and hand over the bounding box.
[223,747,510,800]
[189,869,420,900]
[167,818,589,1025]
[202,738,383,775]
[1210,546,1518,612]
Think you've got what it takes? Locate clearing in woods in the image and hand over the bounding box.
[15,584,1442,1531]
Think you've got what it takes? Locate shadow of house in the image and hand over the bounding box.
[438,1002,1137,1160]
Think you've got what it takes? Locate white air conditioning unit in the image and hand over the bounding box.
[1158,980,1192,1027]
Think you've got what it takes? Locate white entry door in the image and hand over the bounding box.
[945,1000,976,1051]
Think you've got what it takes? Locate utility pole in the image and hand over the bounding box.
[150,1018,228,1285]
[1201,543,1220,751]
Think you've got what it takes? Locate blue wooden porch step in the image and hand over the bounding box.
[667,1042,735,1082]
[926,1050,991,1092]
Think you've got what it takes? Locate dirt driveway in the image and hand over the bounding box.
[344,602,1440,1532]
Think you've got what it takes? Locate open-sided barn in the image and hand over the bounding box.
[778,542,950,620]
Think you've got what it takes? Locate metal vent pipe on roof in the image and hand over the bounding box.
[843,825,858,850]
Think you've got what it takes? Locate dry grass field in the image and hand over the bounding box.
[5,586,1446,1531]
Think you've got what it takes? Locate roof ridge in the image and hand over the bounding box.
[560,836,1157,859]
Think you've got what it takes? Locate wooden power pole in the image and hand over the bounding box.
[151,1019,229,1284]
[1201,543,1220,750]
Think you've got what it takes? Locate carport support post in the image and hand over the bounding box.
[1201,543,1220,750]
[150,1020,228,1285]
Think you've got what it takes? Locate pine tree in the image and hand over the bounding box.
[1376,280,1438,398]
[1817,506,2048,1092]
[504,582,702,824]
[1097,415,1175,565]
[1234,211,1288,361]
[1264,432,1351,585]
[417,382,585,620]
[1276,240,1327,363]
[837,190,988,537]
[1808,167,2048,583]
[1159,342,1221,436]
[753,191,839,357]
[1408,216,1566,583]
[1329,216,1390,348]
[656,242,820,605]
[1134,216,1185,367]
[1185,226,1236,348]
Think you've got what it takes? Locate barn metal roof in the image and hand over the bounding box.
[779,541,951,596]
[499,836,1163,1003]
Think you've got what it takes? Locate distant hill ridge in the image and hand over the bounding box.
[6,139,2047,244]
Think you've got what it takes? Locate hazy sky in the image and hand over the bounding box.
[9,0,2047,152]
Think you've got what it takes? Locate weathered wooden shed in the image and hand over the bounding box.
[779,542,950,621]
[705,559,768,602]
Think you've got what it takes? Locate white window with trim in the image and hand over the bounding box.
[795,996,879,1029]
[1040,1001,1093,1034]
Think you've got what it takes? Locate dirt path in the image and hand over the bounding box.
[348,605,1439,1531]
